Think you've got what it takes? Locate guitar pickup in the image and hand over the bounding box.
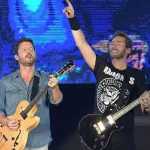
[20,111,27,119]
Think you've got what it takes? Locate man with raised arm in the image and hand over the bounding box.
[63,0,150,150]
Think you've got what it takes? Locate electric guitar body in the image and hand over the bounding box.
[78,106,123,150]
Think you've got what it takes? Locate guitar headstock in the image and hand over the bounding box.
[54,60,75,78]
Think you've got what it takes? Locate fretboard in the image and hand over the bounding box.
[112,98,140,121]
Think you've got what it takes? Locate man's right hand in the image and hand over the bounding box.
[63,0,75,18]
[5,118,20,131]
[62,0,96,70]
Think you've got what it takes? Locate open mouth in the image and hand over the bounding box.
[25,54,33,58]
[110,49,119,53]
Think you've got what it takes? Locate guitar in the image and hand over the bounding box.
[0,60,75,150]
[78,91,149,150]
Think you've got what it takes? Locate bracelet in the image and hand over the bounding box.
[69,16,80,31]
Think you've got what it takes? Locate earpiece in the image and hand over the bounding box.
[14,55,18,60]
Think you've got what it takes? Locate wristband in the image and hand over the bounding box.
[69,16,80,31]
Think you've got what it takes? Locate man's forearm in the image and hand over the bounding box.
[69,16,96,70]
[51,85,62,103]
[71,29,87,47]
[0,115,7,126]
[69,17,86,47]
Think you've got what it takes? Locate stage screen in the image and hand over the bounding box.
[0,0,150,83]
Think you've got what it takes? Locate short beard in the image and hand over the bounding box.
[22,57,36,66]
[109,49,126,60]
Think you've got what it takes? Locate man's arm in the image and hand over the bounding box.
[136,71,150,112]
[0,80,7,125]
[0,115,7,125]
[48,75,63,104]
[0,80,20,130]
[63,0,96,70]
[0,115,20,130]
[50,85,63,104]
[140,91,150,113]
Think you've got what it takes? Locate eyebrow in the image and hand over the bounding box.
[111,40,122,43]
[19,46,34,49]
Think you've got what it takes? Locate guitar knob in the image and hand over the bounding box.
[93,145,97,149]
[101,141,104,146]
[94,138,98,142]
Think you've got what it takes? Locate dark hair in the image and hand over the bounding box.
[112,31,132,58]
[14,37,35,55]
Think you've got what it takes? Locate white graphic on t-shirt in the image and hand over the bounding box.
[103,66,135,85]
[97,78,130,113]
[103,66,124,82]
[129,77,135,85]
[101,86,120,105]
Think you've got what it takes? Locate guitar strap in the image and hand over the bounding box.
[115,67,131,109]
[30,74,40,101]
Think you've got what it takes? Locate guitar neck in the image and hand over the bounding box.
[112,98,140,121]
[25,84,49,114]
[22,60,75,116]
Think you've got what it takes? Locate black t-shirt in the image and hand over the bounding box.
[93,54,147,130]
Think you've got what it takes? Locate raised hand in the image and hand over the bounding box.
[63,0,75,18]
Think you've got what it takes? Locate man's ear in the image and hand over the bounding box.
[14,55,18,60]
[126,48,131,56]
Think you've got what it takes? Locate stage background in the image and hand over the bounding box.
[0,0,150,83]
[0,0,150,150]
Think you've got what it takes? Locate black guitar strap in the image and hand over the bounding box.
[115,67,131,109]
[30,75,40,101]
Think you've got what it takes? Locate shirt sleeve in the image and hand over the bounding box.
[0,80,6,116]
[47,88,63,105]
[50,93,63,105]
[93,54,107,76]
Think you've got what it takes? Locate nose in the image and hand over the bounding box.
[27,48,32,53]
[109,43,117,49]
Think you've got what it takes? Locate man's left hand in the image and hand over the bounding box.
[48,75,58,89]
[140,91,150,112]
